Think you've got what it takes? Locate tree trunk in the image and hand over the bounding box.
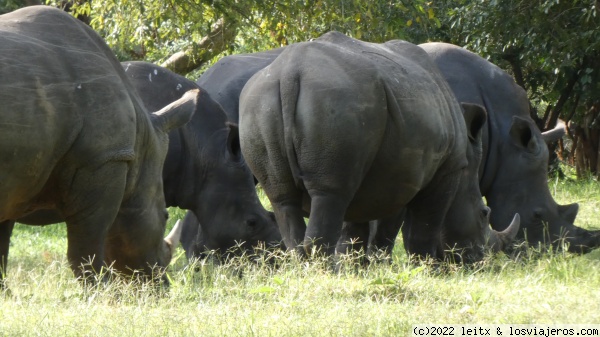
[161,18,238,76]
[570,103,600,178]
[544,68,581,131]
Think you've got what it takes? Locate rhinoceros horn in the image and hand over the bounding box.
[541,120,566,144]
[164,220,183,255]
[488,213,521,252]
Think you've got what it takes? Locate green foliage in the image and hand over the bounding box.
[0,0,36,15]
[234,0,438,46]
[432,0,600,123]
[45,0,217,62]
[43,0,436,65]
[6,1,598,122]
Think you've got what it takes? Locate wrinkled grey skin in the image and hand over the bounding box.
[0,6,198,286]
[238,32,518,261]
[122,61,281,258]
[420,43,599,253]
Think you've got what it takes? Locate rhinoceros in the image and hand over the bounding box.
[238,32,519,261]
[0,59,282,279]
[417,42,600,253]
[0,6,198,285]
[121,61,281,258]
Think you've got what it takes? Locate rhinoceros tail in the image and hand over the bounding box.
[280,72,305,191]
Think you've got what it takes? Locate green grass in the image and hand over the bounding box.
[1,178,600,336]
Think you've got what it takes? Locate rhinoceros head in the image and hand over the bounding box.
[185,122,282,258]
[441,103,520,263]
[104,89,199,280]
[484,116,600,253]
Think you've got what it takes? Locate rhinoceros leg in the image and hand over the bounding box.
[336,221,370,254]
[402,203,444,261]
[369,209,405,255]
[272,197,307,255]
[304,194,350,256]
[337,209,405,258]
[0,220,15,289]
[62,162,128,282]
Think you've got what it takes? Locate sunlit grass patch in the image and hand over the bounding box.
[1,178,599,336]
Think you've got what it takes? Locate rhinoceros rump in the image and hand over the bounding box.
[0,6,198,285]
[239,32,518,261]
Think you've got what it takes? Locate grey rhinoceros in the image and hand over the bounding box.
[121,61,281,258]
[0,6,198,285]
[417,42,599,253]
[238,32,519,261]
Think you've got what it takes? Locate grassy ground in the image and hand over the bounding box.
[1,177,599,336]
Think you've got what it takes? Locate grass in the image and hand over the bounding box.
[1,177,599,336]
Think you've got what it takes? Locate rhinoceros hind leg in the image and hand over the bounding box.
[272,196,306,256]
[304,194,349,257]
[401,208,444,261]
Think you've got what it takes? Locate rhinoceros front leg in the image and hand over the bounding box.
[336,221,370,255]
[336,208,405,258]
[401,209,444,260]
[62,162,128,282]
[0,220,15,289]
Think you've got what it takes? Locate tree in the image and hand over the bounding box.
[45,0,436,77]
[1,0,42,14]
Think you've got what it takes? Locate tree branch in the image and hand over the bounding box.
[501,49,526,90]
[161,17,238,75]
[544,59,585,130]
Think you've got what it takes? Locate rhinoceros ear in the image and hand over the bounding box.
[509,116,541,153]
[151,89,199,133]
[558,203,579,224]
[461,103,487,142]
[226,122,243,162]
